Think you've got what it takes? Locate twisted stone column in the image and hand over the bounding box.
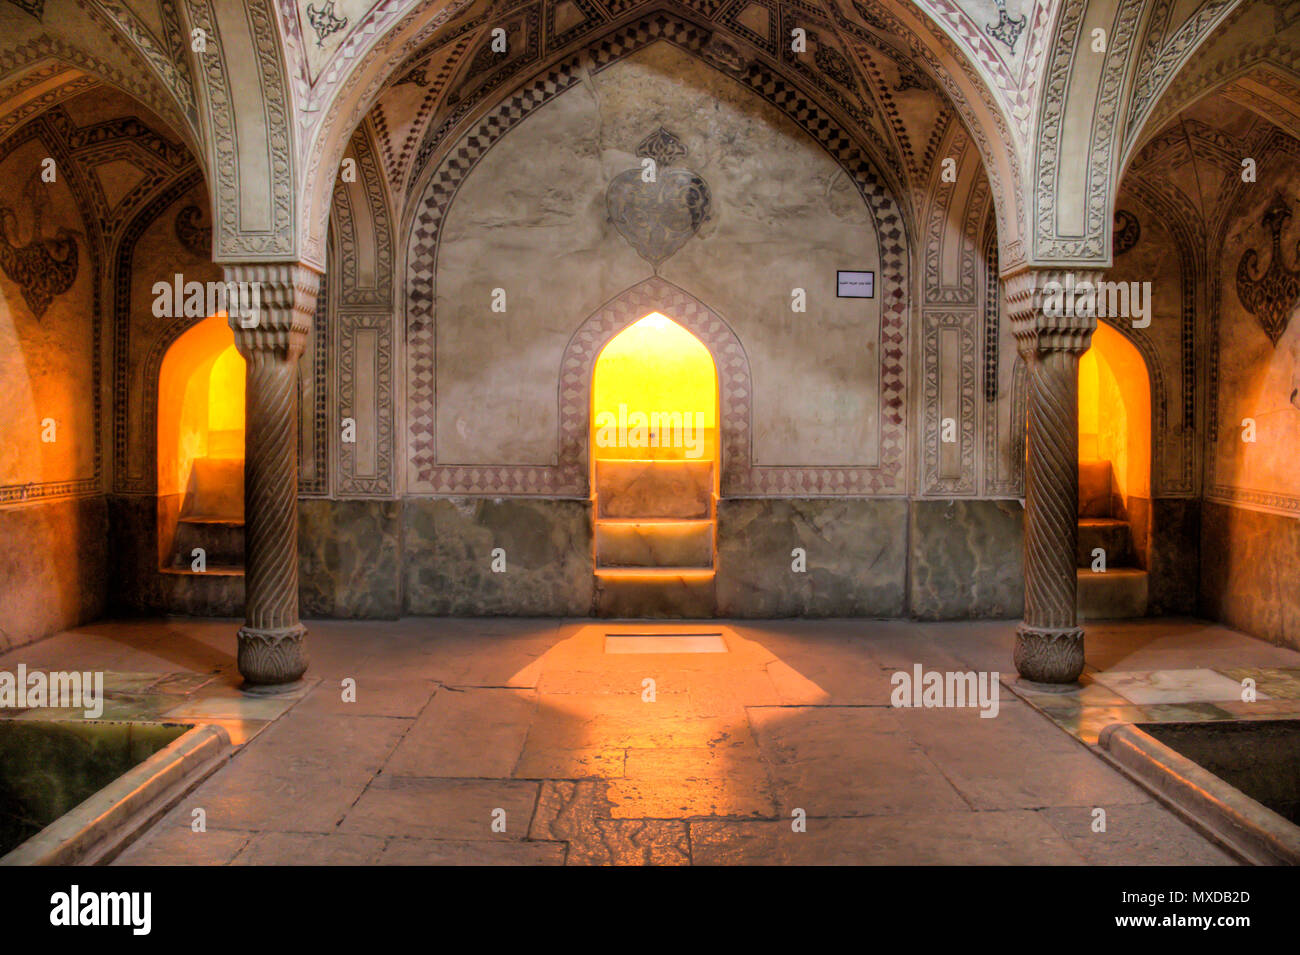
[225,263,320,686]
[1005,268,1099,685]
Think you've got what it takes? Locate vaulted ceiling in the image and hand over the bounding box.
[2,0,1299,269]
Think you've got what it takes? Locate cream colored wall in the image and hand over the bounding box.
[0,137,96,490]
[1213,171,1300,509]
[428,42,882,473]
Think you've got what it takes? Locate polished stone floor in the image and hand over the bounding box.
[6,616,1298,865]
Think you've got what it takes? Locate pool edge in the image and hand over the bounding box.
[0,722,232,866]
[1098,721,1300,866]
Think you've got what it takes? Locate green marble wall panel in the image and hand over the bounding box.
[715,498,907,617]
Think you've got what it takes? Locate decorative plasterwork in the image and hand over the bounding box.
[307,0,1021,271]
[404,28,909,495]
[115,169,207,493]
[330,122,393,305]
[183,0,297,261]
[1236,190,1300,345]
[77,0,198,124]
[0,171,79,317]
[0,65,99,141]
[0,33,190,143]
[335,310,393,495]
[832,0,1027,266]
[1033,0,1143,262]
[606,126,712,269]
[1131,8,1300,165]
[294,0,478,268]
[921,310,976,495]
[1124,0,1241,151]
[0,117,104,504]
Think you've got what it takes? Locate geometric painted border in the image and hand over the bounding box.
[404,11,908,495]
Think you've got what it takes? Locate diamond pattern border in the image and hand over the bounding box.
[405,10,908,495]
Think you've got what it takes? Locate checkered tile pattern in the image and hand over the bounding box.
[404,11,909,495]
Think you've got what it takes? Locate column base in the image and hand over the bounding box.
[1014,624,1084,685]
[237,623,308,686]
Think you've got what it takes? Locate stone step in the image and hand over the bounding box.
[594,459,712,520]
[595,519,714,568]
[157,566,243,617]
[1078,459,1118,518]
[171,517,244,568]
[1077,518,1135,569]
[1077,567,1148,620]
[182,457,243,521]
[594,567,716,618]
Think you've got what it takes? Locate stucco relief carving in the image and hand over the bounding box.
[78,0,198,123]
[606,128,712,270]
[183,0,296,261]
[922,311,977,495]
[1035,0,1144,262]
[1124,0,1240,148]
[331,126,393,306]
[837,0,1027,265]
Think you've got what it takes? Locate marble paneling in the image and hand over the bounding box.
[0,495,107,652]
[594,460,711,519]
[909,499,1023,620]
[107,493,163,614]
[299,499,401,619]
[403,498,594,616]
[107,494,243,618]
[715,499,907,617]
[1145,497,1199,616]
[1201,501,1300,652]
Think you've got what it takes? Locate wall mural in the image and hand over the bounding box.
[1236,192,1300,347]
[605,127,711,271]
[1113,209,1140,256]
[306,1,348,47]
[0,172,79,319]
[173,205,212,258]
[3,0,43,19]
[985,0,1027,54]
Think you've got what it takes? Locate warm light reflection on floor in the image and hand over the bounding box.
[507,623,828,819]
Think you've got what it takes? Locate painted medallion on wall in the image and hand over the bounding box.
[606,127,711,271]
[0,172,79,319]
[1237,192,1300,347]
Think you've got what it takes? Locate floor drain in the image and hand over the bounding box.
[604,632,727,654]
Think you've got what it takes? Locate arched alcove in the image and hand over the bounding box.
[1077,320,1154,621]
[1079,321,1152,517]
[589,309,721,609]
[156,313,245,571]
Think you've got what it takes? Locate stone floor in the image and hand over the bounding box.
[6,615,1298,865]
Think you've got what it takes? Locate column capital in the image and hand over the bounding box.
[222,261,321,364]
[1002,266,1104,356]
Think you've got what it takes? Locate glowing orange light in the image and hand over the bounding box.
[1078,322,1150,504]
[158,314,246,497]
[591,313,717,463]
